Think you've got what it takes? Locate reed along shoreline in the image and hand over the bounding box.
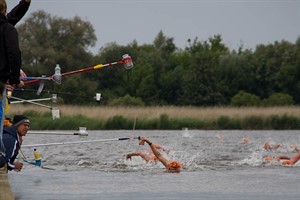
[8,105,300,130]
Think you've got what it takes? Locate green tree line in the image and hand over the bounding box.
[15,10,300,106]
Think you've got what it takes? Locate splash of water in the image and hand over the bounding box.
[238,151,265,166]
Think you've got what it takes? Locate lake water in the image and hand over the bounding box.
[8,130,300,200]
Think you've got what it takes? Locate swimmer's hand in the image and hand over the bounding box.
[139,136,148,145]
[126,154,132,160]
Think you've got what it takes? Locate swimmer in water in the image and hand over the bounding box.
[138,136,182,173]
[264,151,300,166]
[241,136,249,144]
[126,143,169,163]
[264,143,282,151]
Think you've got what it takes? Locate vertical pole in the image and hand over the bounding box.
[0,84,6,157]
[133,117,137,131]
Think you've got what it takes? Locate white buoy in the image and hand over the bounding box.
[74,127,88,136]
[95,93,101,101]
[182,127,192,138]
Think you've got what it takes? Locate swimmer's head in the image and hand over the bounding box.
[167,161,182,173]
[264,155,274,161]
[264,143,271,150]
[282,160,293,166]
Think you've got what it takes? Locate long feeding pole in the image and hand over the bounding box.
[23,54,134,85]
[10,97,52,104]
[8,95,60,119]
[8,96,53,109]
[22,137,139,148]
[27,131,87,136]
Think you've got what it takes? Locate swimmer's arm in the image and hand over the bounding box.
[126,152,150,162]
[290,144,300,152]
[144,138,169,167]
[153,144,170,154]
[275,154,290,161]
[272,144,282,149]
[290,152,300,165]
[126,152,142,158]
[153,144,162,149]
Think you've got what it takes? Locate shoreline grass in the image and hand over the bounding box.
[7,105,300,130]
[8,105,300,120]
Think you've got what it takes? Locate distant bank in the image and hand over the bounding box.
[8,105,300,130]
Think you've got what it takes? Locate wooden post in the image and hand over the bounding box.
[0,168,14,200]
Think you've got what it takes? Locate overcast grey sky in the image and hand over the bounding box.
[7,0,300,54]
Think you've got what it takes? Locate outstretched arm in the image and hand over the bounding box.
[149,143,170,154]
[152,143,163,150]
[290,152,300,165]
[290,144,300,152]
[140,137,169,168]
[126,152,150,162]
[277,152,300,165]
[7,0,31,26]
[275,154,290,160]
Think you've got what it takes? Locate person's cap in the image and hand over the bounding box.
[13,115,30,127]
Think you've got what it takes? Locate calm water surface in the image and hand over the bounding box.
[8,130,300,200]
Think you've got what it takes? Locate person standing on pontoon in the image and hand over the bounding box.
[0,0,31,160]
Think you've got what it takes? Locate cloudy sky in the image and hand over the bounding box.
[7,0,300,54]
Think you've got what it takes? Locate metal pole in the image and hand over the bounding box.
[22,137,139,148]
[23,54,134,85]
[8,96,52,109]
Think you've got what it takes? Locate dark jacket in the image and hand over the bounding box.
[0,0,30,85]
[0,126,20,171]
[7,0,31,26]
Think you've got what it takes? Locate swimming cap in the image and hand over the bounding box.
[282,160,293,165]
[167,161,182,172]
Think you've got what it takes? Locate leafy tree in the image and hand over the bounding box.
[153,30,176,57]
[18,10,96,75]
[179,35,228,105]
[274,38,300,104]
[17,10,99,104]
[108,94,144,106]
[16,10,300,106]
[218,50,257,102]
[252,40,296,98]
[230,91,261,106]
[136,68,159,105]
[262,93,294,106]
